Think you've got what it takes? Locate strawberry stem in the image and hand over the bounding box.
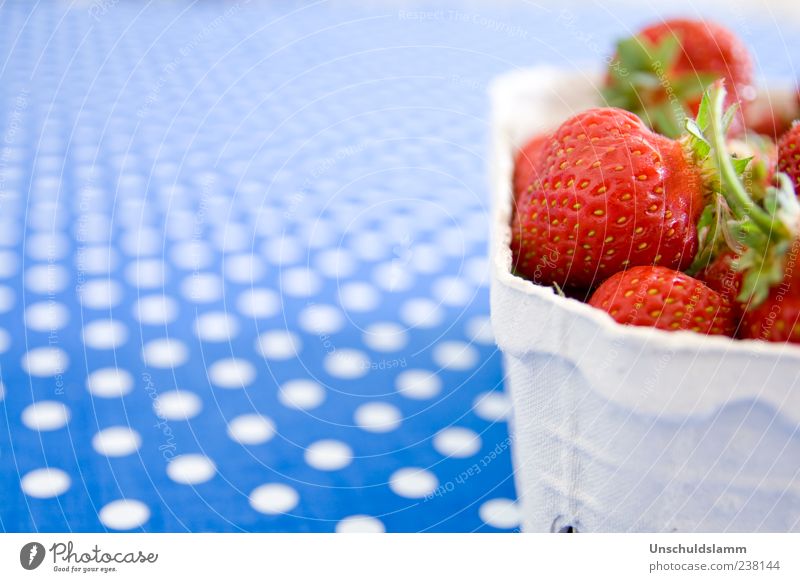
[706,82,792,240]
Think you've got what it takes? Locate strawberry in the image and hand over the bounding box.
[690,83,800,343]
[588,266,736,335]
[698,250,743,303]
[777,121,800,194]
[510,107,704,289]
[603,18,753,138]
[727,134,777,198]
[741,240,800,341]
[697,250,745,323]
[746,83,799,139]
[512,134,548,202]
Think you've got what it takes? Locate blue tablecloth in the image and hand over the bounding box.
[0,0,796,532]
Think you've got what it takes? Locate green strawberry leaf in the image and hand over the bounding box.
[671,72,719,100]
[615,36,652,71]
[652,33,680,67]
[730,156,752,176]
[603,31,722,138]
[694,81,800,309]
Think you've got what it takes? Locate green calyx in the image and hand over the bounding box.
[603,32,717,138]
[688,81,800,307]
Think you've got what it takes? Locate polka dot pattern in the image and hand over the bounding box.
[21,468,71,499]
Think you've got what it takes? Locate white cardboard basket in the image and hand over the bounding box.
[489,67,800,532]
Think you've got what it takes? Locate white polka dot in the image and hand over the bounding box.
[99,499,150,530]
[76,246,118,275]
[120,228,161,257]
[224,253,265,284]
[0,285,14,313]
[281,267,321,297]
[0,221,21,245]
[82,319,128,349]
[92,426,142,457]
[396,370,441,400]
[22,401,71,431]
[432,277,473,306]
[249,483,299,515]
[362,322,408,352]
[262,236,302,265]
[181,273,223,303]
[0,251,18,279]
[479,499,521,529]
[315,248,356,279]
[26,234,68,261]
[465,256,489,287]
[154,390,202,420]
[0,328,9,353]
[255,331,301,360]
[79,279,122,309]
[25,264,68,294]
[305,440,353,471]
[298,304,344,335]
[227,414,276,445]
[165,211,195,240]
[86,368,134,398]
[301,221,336,249]
[24,301,69,331]
[409,243,444,274]
[75,214,111,243]
[125,259,167,289]
[21,468,71,498]
[324,349,369,379]
[142,338,188,368]
[278,379,325,410]
[354,402,402,433]
[389,467,438,498]
[433,427,482,458]
[170,240,213,270]
[433,341,479,371]
[339,282,379,312]
[465,315,494,345]
[336,514,386,533]
[236,288,280,319]
[212,223,249,252]
[22,347,69,377]
[167,454,216,485]
[208,358,256,388]
[400,298,443,328]
[134,295,178,325]
[473,391,511,422]
[436,228,467,257]
[373,262,414,292]
[194,312,239,342]
[349,232,388,262]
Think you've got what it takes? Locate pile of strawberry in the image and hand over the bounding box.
[511,18,800,343]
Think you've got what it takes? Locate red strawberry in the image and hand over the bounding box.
[727,134,777,198]
[694,83,800,343]
[746,83,800,139]
[510,107,703,289]
[512,134,548,202]
[698,250,743,303]
[697,250,746,326]
[777,122,800,193]
[588,266,736,335]
[741,240,800,342]
[604,18,753,138]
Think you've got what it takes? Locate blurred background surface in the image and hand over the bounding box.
[0,0,798,532]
